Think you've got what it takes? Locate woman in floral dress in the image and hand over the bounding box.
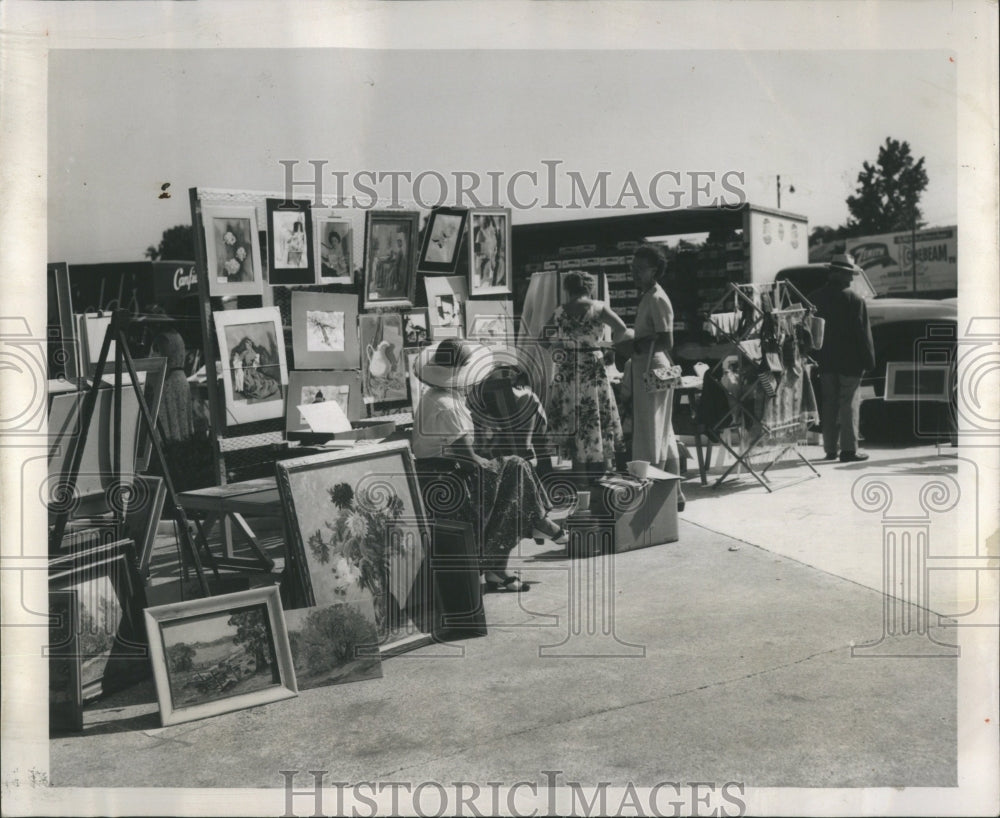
[545,271,631,481]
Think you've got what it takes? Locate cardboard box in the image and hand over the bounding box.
[566,473,679,555]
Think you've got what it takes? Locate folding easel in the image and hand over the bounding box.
[48,309,213,596]
[704,281,820,492]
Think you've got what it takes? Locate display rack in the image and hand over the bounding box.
[702,280,820,492]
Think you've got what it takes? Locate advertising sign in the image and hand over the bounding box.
[152,260,199,299]
[845,227,956,296]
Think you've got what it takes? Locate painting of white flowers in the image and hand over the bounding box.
[202,205,264,297]
[290,291,359,370]
[276,442,435,653]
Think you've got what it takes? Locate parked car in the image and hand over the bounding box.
[775,263,956,442]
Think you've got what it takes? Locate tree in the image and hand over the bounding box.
[166,642,195,673]
[846,137,928,234]
[145,224,195,261]
[228,609,271,671]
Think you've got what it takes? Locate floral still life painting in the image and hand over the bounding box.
[276,444,431,648]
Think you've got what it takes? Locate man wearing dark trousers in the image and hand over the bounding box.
[810,254,876,463]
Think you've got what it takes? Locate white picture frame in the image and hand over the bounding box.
[213,306,288,426]
[201,204,264,297]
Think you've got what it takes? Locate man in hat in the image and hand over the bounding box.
[809,253,876,463]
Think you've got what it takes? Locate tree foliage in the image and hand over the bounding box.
[297,605,375,674]
[228,609,271,670]
[166,642,196,673]
[145,224,195,261]
[846,137,928,234]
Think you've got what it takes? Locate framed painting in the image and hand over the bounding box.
[359,312,407,405]
[124,475,168,580]
[884,362,953,402]
[131,355,168,472]
[469,207,512,296]
[402,308,430,347]
[213,307,288,426]
[201,204,264,297]
[283,598,383,691]
[417,206,469,275]
[465,300,515,346]
[143,586,297,727]
[290,291,359,370]
[48,589,84,733]
[363,210,419,308]
[47,380,145,502]
[48,538,149,701]
[275,441,434,651]
[266,198,316,286]
[424,275,468,340]
[426,520,487,642]
[285,370,363,434]
[313,210,354,285]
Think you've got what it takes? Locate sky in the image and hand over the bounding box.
[46,48,958,263]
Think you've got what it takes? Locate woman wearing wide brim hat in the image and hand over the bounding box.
[412,338,567,593]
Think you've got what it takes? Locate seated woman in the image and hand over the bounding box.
[412,339,567,593]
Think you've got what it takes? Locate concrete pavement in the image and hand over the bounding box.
[49,441,959,794]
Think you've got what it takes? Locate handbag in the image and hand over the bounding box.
[642,345,682,394]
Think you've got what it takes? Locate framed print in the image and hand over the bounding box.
[465,300,515,346]
[214,306,288,426]
[48,589,84,733]
[201,204,264,297]
[314,211,354,284]
[275,441,434,651]
[359,312,407,405]
[364,209,419,308]
[417,206,469,274]
[143,586,298,727]
[49,538,149,701]
[266,198,315,286]
[290,291,359,370]
[285,370,363,434]
[423,275,468,339]
[402,308,430,347]
[283,598,383,691]
[469,207,512,296]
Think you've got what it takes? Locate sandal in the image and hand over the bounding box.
[531,525,568,546]
[484,573,531,593]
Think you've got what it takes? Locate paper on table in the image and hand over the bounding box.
[644,465,681,481]
[297,400,353,434]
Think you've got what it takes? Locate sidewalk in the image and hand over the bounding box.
[50,444,958,792]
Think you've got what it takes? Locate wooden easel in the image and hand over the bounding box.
[48,309,212,596]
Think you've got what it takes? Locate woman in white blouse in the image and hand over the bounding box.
[412,339,566,592]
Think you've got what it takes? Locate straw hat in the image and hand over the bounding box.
[827,253,864,275]
[414,338,497,389]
